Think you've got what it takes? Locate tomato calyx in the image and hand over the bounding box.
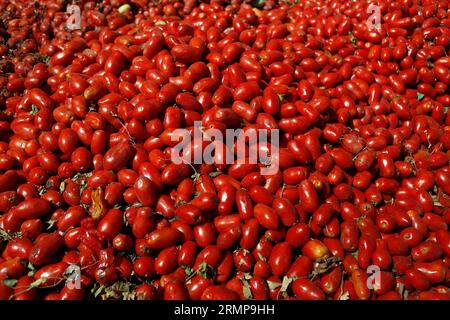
[257,252,266,262]
[239,273,253,300]
[398,282,409,300]
[2,278,18,288]
[185,262,215,282]
[310,256,341,280]
[46,219,57,231]
[274,275,298,299]
[26,261,36,274]
[72,172,93,185]
[431,194,444,207]
[0,229,23,242]
[184,266,196,282]
[337,291,350,300]
[208,171,223,178]
[280,275,295,292]
[267,280,281,290]
[196,262,215,279]
[91,281,137,300]
[277,93,285,102]
[348,32,357,47]
[29,104,39,115]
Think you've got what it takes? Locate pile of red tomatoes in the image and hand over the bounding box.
[0,0,449,300]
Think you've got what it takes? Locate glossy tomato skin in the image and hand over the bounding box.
[215,251,233,284]
[161,164,191,185]
[135,283,157,300]
[312,203,335,226]
[351,269,371,300]
[33,262,68,287]
[131,207,155,238]
[321,267,343,295]
[217,184,236,215]
[176,204,202,225]
[405,268,431,291]
[0,257,28,279]
[186,275,213,300]
[413,260,446,284]
[147,228,182,250]
[292,279,325,300]
[13,275,37,300]
[298,180,319,212]
[97,209,123,240]
[194,246,223,269]
[20,219,44,239]
[254,203,279,230]
[112,234,134,252]
[411,241,443,262]
[216,225,241,250]
[191,192,218,212]
[57,206,86,231]
[134,256,155,278]
[435,230,450,256]
[249,276,270,300]
[286,223,310,248]
[13,198,51,219]
[201,285,240,300]
[28,232,63,266]
[164,281,190,300]
[59,285,85,300]
[340,220,359,252]
[103,141,133,171]
[302,239,329,260]
[134,176,157,207]
[272,198,297,227]
[358,234,376,269]
[268,242,292,277]
[194,222,216,248]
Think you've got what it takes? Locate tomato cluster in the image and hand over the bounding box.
[0,0,450,300]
